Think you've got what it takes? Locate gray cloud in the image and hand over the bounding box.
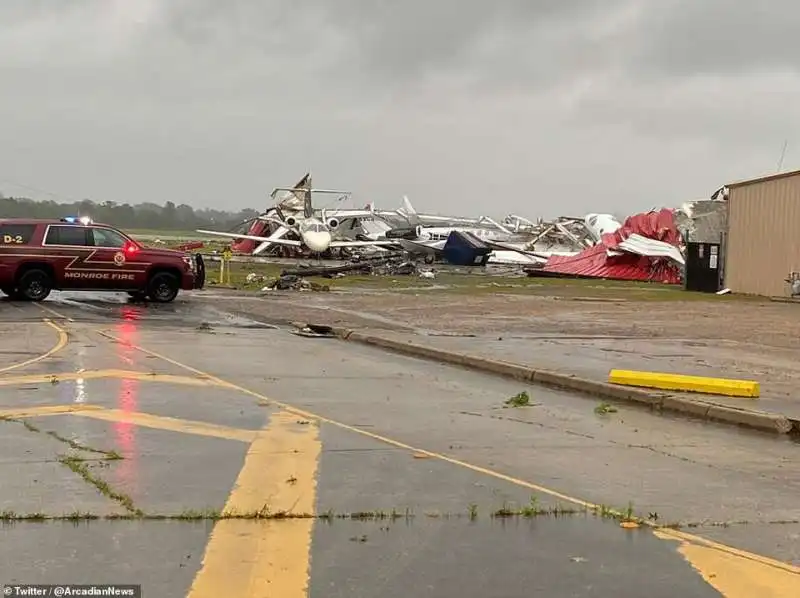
[629,2,800,77]
[0,1,798,217]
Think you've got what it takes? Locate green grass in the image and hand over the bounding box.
[205,261,752,302]
[119,233,752,303]
[119,228,757,303]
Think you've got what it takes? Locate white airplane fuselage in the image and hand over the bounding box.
[299,218,333,252]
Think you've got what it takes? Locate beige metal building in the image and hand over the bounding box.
[725,168,800,297]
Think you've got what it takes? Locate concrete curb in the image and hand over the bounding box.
[332,327,796,436]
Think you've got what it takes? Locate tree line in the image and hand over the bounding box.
[0,194,259,232]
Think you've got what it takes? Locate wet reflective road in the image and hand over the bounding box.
[0,291,797,597]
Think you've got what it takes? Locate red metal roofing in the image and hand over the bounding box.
[231,220,269,253]
[542,208,682,284]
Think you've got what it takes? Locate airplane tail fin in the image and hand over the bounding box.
[400,195,419,226]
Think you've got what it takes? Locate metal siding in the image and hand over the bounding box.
[725,174,800,296]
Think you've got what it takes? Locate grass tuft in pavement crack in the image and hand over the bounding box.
[58,454,142,516]
[1,503,761,530]
[504,391,531,408]
[5,417,124,460]
[468,503,478,520]
[490,496,585,519]
[45,430,123,460]
[594,402,618,415]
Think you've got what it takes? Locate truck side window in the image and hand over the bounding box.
[91,228,127,248]
[45,225,89,246]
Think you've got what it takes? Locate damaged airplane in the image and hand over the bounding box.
[196,171,727,286]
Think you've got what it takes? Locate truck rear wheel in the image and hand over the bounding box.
[147,272,179,303]
[17,269,52,302]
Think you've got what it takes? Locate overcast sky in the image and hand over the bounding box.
[0,1,796,219]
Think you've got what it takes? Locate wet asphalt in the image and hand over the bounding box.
[0,290,797,597]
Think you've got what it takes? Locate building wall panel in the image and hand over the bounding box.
[725,174,800,296]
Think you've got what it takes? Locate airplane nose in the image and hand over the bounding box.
[304,232,331,253]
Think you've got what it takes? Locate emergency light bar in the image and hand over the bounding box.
[61,216,93,225]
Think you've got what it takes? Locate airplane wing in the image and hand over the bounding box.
[322,208,375,219]
[329,239,398,248]
[195,230,303,247]
[397,239,446,254]
[484,239,536,253]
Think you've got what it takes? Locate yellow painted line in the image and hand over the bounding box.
[36,303,75,322]
[0,319,69,375]
[187,409,321,598]
[0,404,103,419]
[71,407,258,443]
[94,327,800,585]
[0,369,225,388]
[654,530,799,597]
[609,369,760,398]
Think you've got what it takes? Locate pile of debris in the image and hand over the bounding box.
[282,256,434,279]
[255,256,437,292]
[528,208,685,284]
[263,274,330,292]
[517,216,602,253]
[195,170,735,287]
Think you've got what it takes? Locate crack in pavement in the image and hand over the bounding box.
[457,410,792,484]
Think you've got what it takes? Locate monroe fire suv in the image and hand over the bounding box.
[0,218,205,302]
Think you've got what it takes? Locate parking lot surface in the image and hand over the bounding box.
[0,292,797,597]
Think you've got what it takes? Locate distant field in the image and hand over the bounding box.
[125,229,220,240]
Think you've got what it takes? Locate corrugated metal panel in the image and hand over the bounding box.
[542,244,681,283]
[617,233,685,265]
[541,208,683,284]
[725,173,800,297]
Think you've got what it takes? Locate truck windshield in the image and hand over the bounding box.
[92,228,129,248]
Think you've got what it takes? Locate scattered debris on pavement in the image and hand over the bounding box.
[290,322,337,338]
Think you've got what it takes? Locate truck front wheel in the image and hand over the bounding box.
[147,272,179,303]
[17,269,53,302]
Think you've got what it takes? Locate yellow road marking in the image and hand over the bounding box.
[0,319,69,375]
[71,407,258,443]
[36,303,75,322]
[654,530,799,597]
[0,369,224,388]
[187,409,321,598]
[92,326,800,583]
[0,404,103,418]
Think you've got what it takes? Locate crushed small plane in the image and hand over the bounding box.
[380,196,535,263]
[197,175,397,255]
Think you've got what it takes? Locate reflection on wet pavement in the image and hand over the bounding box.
[38,290,277,330]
